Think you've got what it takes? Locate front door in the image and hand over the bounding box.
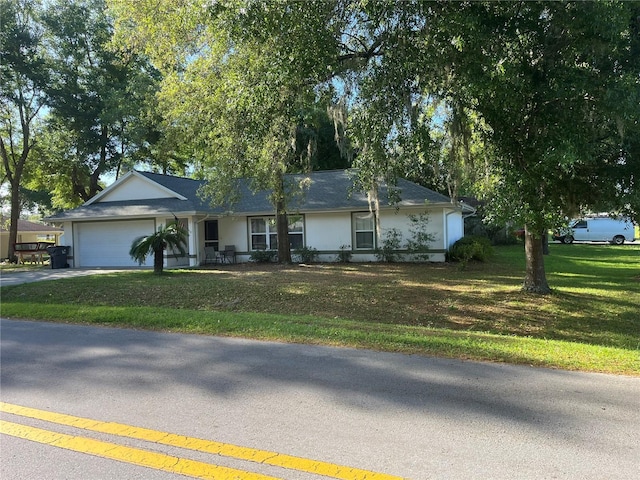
[204,220,219,251]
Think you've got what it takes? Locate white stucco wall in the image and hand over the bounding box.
[164,216,191,267]
[195,216,250,264]
[58,221,74,266]
[378,207,445,250]
[63,205,465,268]
[304,212,352,250]
[444,209,464,249]
[210,206,463,263]
[219,216,249,255]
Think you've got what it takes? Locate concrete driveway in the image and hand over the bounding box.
[0,267,131,287]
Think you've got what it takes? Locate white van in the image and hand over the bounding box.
[553,216,637,245]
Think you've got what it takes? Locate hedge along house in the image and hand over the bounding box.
[45,169,473,268]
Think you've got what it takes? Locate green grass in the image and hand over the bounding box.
[1,244,639,375]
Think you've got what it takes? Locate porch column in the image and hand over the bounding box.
[189,218,199,267]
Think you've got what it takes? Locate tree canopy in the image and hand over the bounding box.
[1,0,176,261]
[436,1,640,291]
[1,0,49,260]
[110,0,355,262]
[108,0,640,290]
[6,0,637,293]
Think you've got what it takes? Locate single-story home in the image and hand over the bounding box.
[0,218,63,261]
[45,169,473,268]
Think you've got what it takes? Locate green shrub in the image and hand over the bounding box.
[464,216,519,245]
[447,236,493,263]
[375,228,403,262]
[406,213,435,260]
[249,249,277,263]
[294,246,319,263]
[336,245,352,263]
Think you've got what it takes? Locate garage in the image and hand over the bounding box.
[75,219,155,267]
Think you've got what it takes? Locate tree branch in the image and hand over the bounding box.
[337,35,385,63]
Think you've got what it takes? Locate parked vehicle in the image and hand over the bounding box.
[553,216,637,245]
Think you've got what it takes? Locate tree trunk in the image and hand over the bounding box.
[276,198,291,264]
[1,136,28,263]
[153,246,164,274]
[7,182,21,263]
[522,225,551,294]
[88,125,109,198]
[273,172,291,264]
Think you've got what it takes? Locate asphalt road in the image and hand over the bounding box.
[1,319,639,479]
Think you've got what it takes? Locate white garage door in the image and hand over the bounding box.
[76,220,155,267]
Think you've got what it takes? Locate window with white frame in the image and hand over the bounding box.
[352,212,376,249]
[288,216,304,249]
[249,215,304,250]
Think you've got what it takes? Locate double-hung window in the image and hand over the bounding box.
[352,212,376,249]
[250,218,274,250]
[288,216,304,249]
[249,215,304,250]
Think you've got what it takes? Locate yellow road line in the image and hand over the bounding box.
[0,420,279,480]
[0,402,404,480]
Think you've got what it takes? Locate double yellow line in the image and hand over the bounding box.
[0,402,404,480]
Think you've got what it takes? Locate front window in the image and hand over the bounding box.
[249,215,304,250]
[288,216,304,250]
[353,212,376,249]
[250,218,271,250]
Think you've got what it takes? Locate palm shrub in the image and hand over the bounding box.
[129,222,188,275]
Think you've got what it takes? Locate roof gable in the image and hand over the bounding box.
[86,171,187,205]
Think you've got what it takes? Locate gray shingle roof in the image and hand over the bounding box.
[46,198,203,220]
[141,169,453,212]
[48,169,456,221]
[0,218,63,232]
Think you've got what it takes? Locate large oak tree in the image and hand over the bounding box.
[339,1,640,293]
[435,1,640,292]
[33,0,164,208]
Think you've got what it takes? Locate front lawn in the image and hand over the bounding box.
[1,244,638,375]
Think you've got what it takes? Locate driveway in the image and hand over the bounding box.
[0,267,131,287]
